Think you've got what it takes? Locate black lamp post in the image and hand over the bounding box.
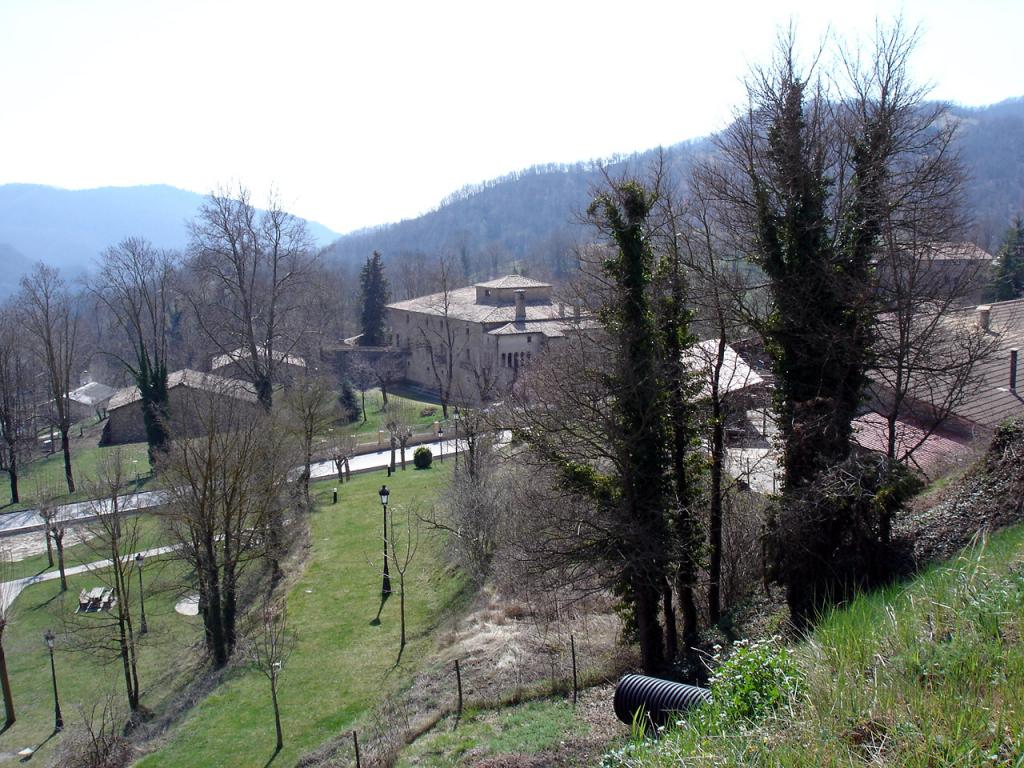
[438,428,444,462]
[43,629,63,731]
[378,485,391,597]
[135,552,148,635]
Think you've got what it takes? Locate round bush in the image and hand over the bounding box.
[413,446,433,469]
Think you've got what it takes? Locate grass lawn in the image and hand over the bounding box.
[0,441,154,512]
[3,513,169,582]
[0,552,202,764]
[608,523,1024,767]
[343,388,445,440]
[135,464,463,768]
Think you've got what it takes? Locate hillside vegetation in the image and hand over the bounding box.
[604,419,1024,768]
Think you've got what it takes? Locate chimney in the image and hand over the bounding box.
[515,290,526,321]
[978,305,992,332]
[573,303,581,322]
[1011,348,1019,392]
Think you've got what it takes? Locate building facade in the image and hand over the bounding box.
[386,275,586,403]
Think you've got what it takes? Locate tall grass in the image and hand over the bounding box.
[605,525,1024,767]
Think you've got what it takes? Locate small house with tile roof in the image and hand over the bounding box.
[101,369,259,445]
[386,275,591,402]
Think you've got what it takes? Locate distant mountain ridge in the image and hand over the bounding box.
[0,183,339,295]
[324,98,1024,273]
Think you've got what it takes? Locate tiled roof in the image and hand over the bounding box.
[388,286,567,324]
[211,346,306,371]
[474,275,552,289]
[881,299,1024,430]
[67,381,116,407]
[488,319,597,338]
[682,339,764,399]
[107,369,258,411]
[851,410,974,476]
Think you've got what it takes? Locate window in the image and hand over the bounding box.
[466,327,470,335]
[485,289,491,297]
[527,335,532,343]
[396,334,400,346]
[501,352,506,367]
[527,351,532,362]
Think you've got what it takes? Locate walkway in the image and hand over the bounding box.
[0,437,465,539]
[0,543,177,613]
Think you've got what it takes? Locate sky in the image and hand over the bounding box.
[1,0,1021,235]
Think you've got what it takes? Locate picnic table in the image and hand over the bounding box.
[77,586,115,613]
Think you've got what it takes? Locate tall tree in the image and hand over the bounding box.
[0,548,16,727]
[186,187,317,411]
[712,23,967,624]
[989,217,1024,301]
[93,238,178,461]
[359,251,391,346]
[160,393,296,666]
[0,308,33,504]
[19,264,79,493]
[511,178,700,673]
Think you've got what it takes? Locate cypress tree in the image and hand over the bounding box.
[359,252,391,346]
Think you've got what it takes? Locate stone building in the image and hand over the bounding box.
[386,275,588,403]
[101,369,258,445]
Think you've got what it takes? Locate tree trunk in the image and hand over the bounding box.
[361,391,366,423]
[44,527,54,568]
[708,407,725,624]
[0,632,14,727]
[271,678,283,751]
[381,384,389,406]
[256,376,274,412]
[6,453,17,504]
[55,531,67,592]
[633,577,664,674]
[662,580,677,662]
[400,441,407,470]
[678,582,699,654]
[60,429,75,493]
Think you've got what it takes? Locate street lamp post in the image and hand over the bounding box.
[378,485,391,597]
[135,552,148,635]
[43,630,63,731]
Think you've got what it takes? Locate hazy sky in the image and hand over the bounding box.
[1,0,1021,235]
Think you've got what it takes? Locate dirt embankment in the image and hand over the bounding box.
[899,417,1024,566]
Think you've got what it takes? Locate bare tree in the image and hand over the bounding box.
[388,505,420,661]
[245,598,293,753]
[282,375,340,507]
[325,432,357,483]
[38,493,57,568]
[76,453,144,713]
[384,401,416,471]
[92,238,179,460]
[371,351,405,408]
[186,186,318,411]
[19,264,79,493]
[346,355,376,423]
[0,548,16,727]
[0,307,34,504]
[160,393,297,666]
[417,258,463,418]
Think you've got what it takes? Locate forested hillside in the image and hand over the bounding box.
[324,98,1024,276]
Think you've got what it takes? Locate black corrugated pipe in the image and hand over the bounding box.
[613,674,711,728]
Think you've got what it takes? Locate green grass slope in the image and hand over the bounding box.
[609,523,1024,767]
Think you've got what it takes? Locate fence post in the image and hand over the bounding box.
[352,730,361,768]
[455,658,464,727]
[571,634,578,706]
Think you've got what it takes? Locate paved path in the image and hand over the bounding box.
[0,543,177,613]
[0,437,466,539]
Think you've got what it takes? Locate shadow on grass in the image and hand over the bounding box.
[371,592,391,625]
[263,745,282,767]
[19,729,57,762]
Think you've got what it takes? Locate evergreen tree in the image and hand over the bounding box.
[990,217,1024,301]
[359,252,391,346]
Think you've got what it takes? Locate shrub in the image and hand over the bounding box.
[706,636,803,724]
[413,446,433,469]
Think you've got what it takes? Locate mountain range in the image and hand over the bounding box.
[324,97,1024,272]
[0,184,339,296]
[2,97,1022,297]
